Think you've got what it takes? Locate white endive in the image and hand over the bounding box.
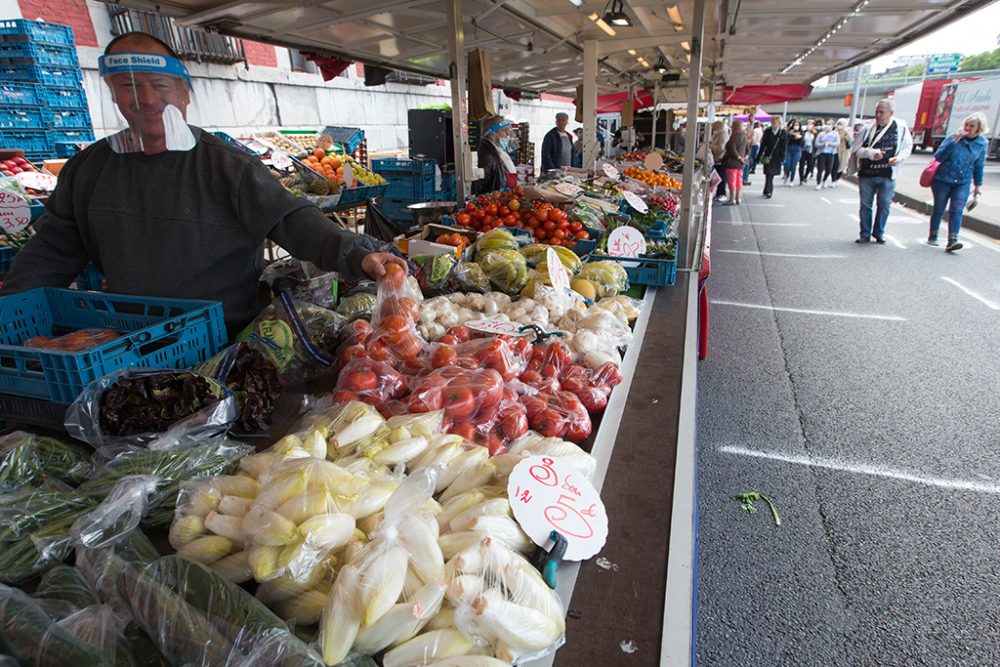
[353,581,446,655]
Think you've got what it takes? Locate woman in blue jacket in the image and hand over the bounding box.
[929,112,989,252]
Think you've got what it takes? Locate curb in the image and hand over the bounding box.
[845,176,1000,240]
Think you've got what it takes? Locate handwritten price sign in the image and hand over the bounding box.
[606,226,647,259]
[0,190,31,234]
[546,247,571,292]
[270,150,292,169]
[466,318,532,337]
[508,456,608,561]
[622,190,649,213]
[601,163,621,181]
[15,171,57,192]
[554,182,581,196]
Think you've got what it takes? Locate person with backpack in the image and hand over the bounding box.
[926,112,988,251]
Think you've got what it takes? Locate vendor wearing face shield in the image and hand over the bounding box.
[0,32,405,337]
[473,115,518,195]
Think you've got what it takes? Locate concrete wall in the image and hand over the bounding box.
[7,0,576,167]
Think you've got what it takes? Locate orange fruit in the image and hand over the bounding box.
[320,156,332,166]
[313,148,325,159]
[330,157,342,170]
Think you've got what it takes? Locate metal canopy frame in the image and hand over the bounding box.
[99,0,993,93]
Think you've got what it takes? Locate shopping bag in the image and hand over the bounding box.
[919,160,940,187]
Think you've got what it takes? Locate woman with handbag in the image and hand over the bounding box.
[782,119,804,185]
[759,117,788,199]
[723,120,750,205]
[831,119,853,187]
[926,112,989,251]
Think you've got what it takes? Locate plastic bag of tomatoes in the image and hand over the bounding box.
[517,339,575,393]
[426,334,533,382]
[366,264,426,364]
[521,389,592,443]
[330,357,407,408]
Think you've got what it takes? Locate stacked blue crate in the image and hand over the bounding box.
[0,20,93,161]
[372,157,440,222]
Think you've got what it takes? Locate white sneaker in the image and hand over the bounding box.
[717,195,728,203]
[815,184,822,190]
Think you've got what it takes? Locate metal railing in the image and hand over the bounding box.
[106,6,247,66]
[817,68,1000,94]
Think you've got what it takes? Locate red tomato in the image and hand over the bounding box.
[431,346,458,368]
[367,339,391,361]
[552,229,566,240]
[443,386,476,421]
[392,334,422,361]
[570,221,583,233]
[499,206,510,216]
[536,208,549,223]
[338,344,367,370]
[473,399,501,424]
[577,386,609,413]
[458,213,472,226]
[465,202,476,212]
[519,369,542,385]
[593,362,624,388]
[575,230,591,241]
[379,314,410,344]
[331,390,360,404]
[522,394,549,420]
[487,204,499,216]
[560,374,586,393]
[496,410,528,441]
[450,422,478,442]
[533,408,567,438]
[483,435,506,457]
[447,326,472,343]
[383,263,406,290]
[566,417,592,442]
[543,220,556,231]
[407,389,442,412]
[397,297,420,321]
[342,367,378,392]
[437,334,461,345]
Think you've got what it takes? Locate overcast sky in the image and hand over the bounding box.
[868,2,1000,71]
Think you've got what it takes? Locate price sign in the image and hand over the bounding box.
[15,171,57,192]
[554,182,581,196]
[546,247,571,293]
[606,226,647,259]
[643,152,664,172]
[466,318,533,336]
[0,190,31,234]
[508,456,608,561]
[622,190,649,214]
[601,163,620,181]
[342,161,354,187]
[270,150,292,169]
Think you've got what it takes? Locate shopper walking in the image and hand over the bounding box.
[831,119,853,187]
[851,99,913,243]
[748,122,764,175]
[814,124,840,188]
[759,117,788,199]
[541,112,575,171]
[927,112,988,251]
[798,121,816,184]
[723,120,749,205]
[710,120,731,202]
[782,119,804,185]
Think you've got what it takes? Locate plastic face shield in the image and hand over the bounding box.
[98,52,196,153]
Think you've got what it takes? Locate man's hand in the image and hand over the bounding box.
[871,150,884,160]
[362,252,408,280]
[888,157,900,166]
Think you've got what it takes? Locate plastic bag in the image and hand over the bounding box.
[0,432,91,492]
[197,342,283,434]
[412,254,458,296]
[0,583,114,667]
[335,284,378,321]
[124,555,325,667]
[449,262,489,294]
[70,475,160,550]
[595,295,642,323]
[32,565,100,619]
[319,469,446,665]
[55,604,137,667]
[239,292,345,384]
[476,250,529,296]
[473,229,521,256]
[366,264,426,364]
[577,261,629,299]
[521,389,592,443]
[64,369,238,449]
[261,258,339,309]
[426,336,532,383]
[331,357,407,409]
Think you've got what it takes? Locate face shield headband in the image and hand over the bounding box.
[98,52,196,153]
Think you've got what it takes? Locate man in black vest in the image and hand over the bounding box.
[850,99,913,243]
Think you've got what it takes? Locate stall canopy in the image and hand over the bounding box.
[723,84,814,105]
[735,109,773,122]
[100,0,996,95]
[594,90,655,114]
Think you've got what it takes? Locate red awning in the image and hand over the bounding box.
[590,90,655,114]
[723,85,813,105]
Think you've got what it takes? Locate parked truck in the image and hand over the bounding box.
[892,78,957,151]
[931,77,1000,159]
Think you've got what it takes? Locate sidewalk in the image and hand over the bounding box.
[848,152,1000,240]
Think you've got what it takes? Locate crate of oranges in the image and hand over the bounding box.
[622,166,682,190]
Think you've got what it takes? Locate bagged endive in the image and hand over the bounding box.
[319,469,446,666]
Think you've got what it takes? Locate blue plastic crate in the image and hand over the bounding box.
[41,86,88,110]
[0,41,78,67]
[384,174,436,202]
[48,128,94,145]
[0,106,47,130]
[0,129,50,154]
[53,142,80,158]
[337,183,387,208]
[379,199,415,222]
[571,238,598,256]
[372,157,437,177]
[0,81,43,107]
[589,254,676,287]
[44,108,92,130]
[0,391,69,429]
[0,288,227,404]
[73,264,104,291]
[321,126,364,153]
[0,19,74,46]
[1,64,83,88]
[0,246,14,273]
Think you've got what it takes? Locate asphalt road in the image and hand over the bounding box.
[695,178,1000,667]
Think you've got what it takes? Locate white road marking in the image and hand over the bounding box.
[715,221,809,227]
[941,277,1000,310]
[839,198,858,205]
[820,197,832,205]
[883,233,907,249]
[710,300,907,321]
[888,217,922,225]
[716,249,846,259]
[745,203,787,207]
[721,445,1000,495]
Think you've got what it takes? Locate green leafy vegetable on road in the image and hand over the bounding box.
[732,492,781,527]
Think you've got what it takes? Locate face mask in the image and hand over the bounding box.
[499,137,514,152]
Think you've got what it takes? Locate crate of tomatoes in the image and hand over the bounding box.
[455,189,592,250]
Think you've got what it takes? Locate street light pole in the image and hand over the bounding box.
[849,64,863,126]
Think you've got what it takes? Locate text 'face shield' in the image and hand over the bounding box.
[98,52,196,153]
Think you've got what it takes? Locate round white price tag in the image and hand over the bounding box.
[601,163,620,181]
[622,190,649,213]
[271,150,292,169]
[0,190,31,234]
[643,152,664,171]
[606,226,647,258]
[15,171,57,192]
[508,456,608,561]
[465,318,532,337]
[546,247,571,292]
[554,182,581,196]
